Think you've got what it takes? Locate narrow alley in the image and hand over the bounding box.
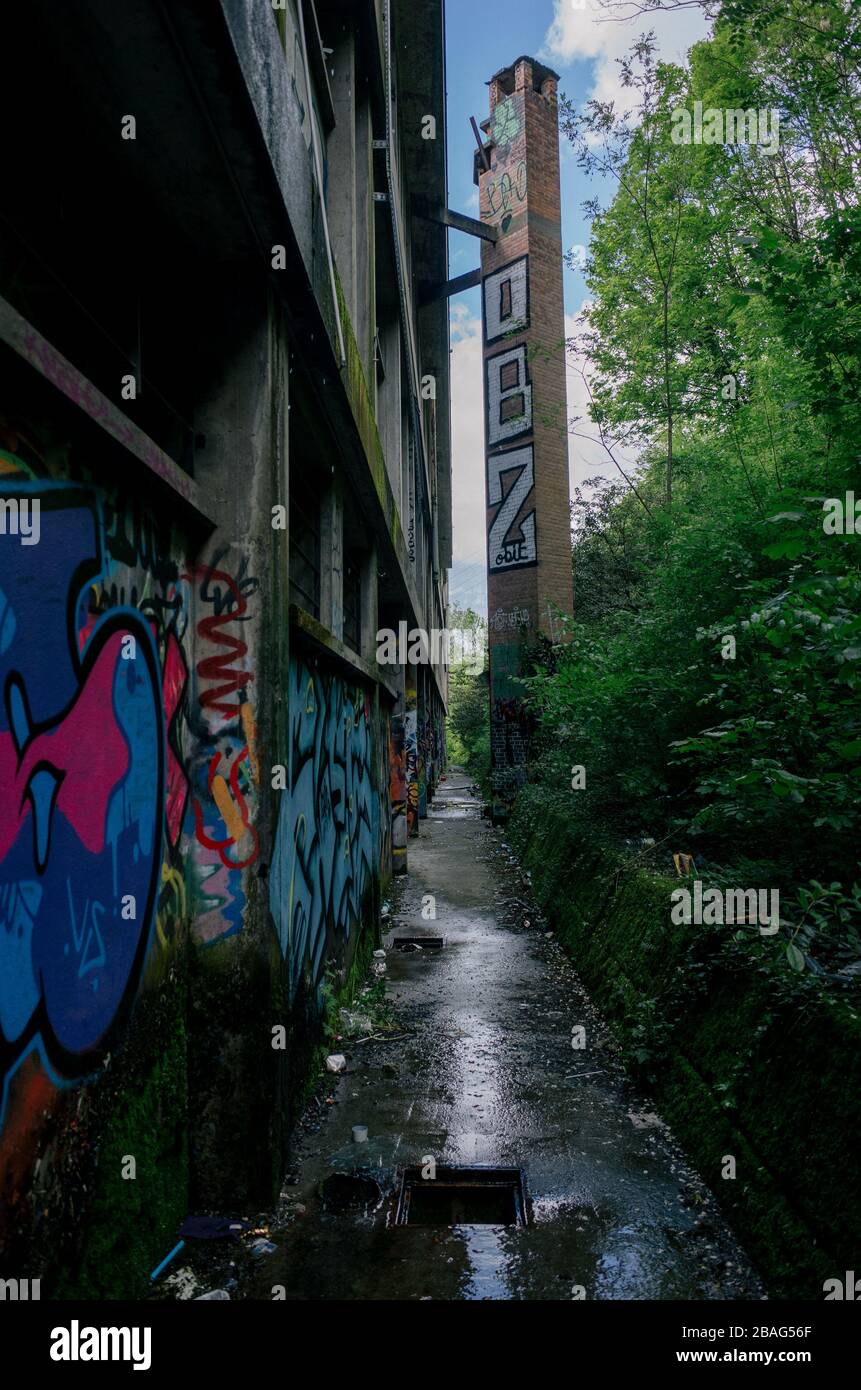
[2,0,858,1350]
[248,772,763,1301]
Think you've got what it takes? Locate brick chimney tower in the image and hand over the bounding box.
[477,55,573,818]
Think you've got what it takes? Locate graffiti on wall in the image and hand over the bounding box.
[482,255,537,575]
[389,714,407,874]
[481,119,542,803]
[483,255,530,345]
[184,554,260,944]
[269,657,376,1002]
[405,677,418,838]
[486,345,532,450]
[487,445,537,572]
[484,159,527,221]
[417,715,427,819]
[0,481,169,1116]
[376,709,391,882]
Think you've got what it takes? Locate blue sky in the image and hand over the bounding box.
[445,1,595,331]
[443,0,709,613]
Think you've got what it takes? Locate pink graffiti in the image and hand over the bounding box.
[0,633,130,862]
[162,631,189,846]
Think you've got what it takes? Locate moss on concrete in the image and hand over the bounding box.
[335,272,392,527]
[56,1007,188,1301]
[509,785,861,1297]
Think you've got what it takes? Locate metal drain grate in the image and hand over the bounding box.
[395,1166,527,1226]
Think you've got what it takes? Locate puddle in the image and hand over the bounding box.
[243,771,765,1302]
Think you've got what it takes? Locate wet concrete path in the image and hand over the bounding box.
[250,772,764,1300]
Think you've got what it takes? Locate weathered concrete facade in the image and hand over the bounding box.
[0,0,449,1296]
[477,57,573,817]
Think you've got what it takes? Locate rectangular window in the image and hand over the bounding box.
[289,472,321,619]
[499,278,513,320]
[342,552,361,653]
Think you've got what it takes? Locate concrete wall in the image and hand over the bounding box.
[0,0,450,1297]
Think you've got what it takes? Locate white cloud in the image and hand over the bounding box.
[449,301,487,567]
[564,308,639,497]
[542,0,709,111]
[448,300,642,578]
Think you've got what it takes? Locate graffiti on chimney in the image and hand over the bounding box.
[485,159,527,219]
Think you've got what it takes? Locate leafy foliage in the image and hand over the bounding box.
[445,605,491,788]
[528,0,861,985]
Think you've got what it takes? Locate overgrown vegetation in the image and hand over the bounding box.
[523,0,861,988]
[445,604,491,791]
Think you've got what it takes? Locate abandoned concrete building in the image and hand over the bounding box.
[0,0,451,1295]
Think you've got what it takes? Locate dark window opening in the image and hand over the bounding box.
[289,471,321,619]
[343,551,361,653]
[499,279,513,320]
[374,328,386,384]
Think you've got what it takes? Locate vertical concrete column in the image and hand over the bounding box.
[328,29,357,325]
[378,318,403,512]
[355,90,375,391]
[320,475,344,639]
[417,667,428,819]
[426,687,438,802]
[183,273,291,1207]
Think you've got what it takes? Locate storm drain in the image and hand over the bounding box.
[392,935,445,951]
[395,1166,527,1226]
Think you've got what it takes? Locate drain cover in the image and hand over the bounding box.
[392,936,445,951]
[395,1166,527,1226]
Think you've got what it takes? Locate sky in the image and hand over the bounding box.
[444,0,709,614]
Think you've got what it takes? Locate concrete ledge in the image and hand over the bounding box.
[290,604,399,702]
[0,295,214,525]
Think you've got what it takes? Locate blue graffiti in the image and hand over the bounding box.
[269,659,375,1002]
[0,484,165,1114]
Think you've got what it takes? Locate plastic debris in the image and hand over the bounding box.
[195,1289,230,1300]
[178,1216,249,1242]
[340,1009,373,1037]
[352,1124,369,1143]
[249,1238,277,1257]
[325,1054,347,1073]
[162,1267,199,1300]
[150,1239,185,1281]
